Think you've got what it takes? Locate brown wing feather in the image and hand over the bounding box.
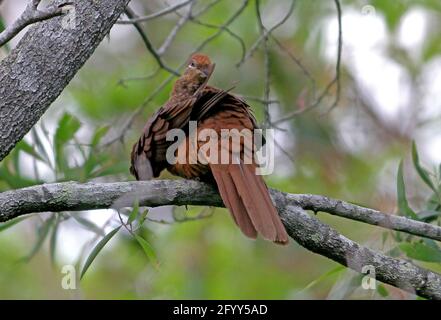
[130,97,196,180]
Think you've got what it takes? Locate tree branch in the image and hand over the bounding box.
[116,0,194,24]
[123,7,180,76]
[0,0,131,162]
[0,0,70,47]
[0,179,440,299]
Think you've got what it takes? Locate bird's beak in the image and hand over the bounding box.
[203,63,216,78]
[194,63,216,97]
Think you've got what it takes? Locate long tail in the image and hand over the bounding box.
[210,162,289,245]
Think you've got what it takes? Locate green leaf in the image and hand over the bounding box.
[72,214,105,236]
[397,161,419,220]
[16,140,45,163]
[418,210,441,221]
[134,234,158,266]
[139,209,149,226]
[23,215,55,262]
[412,142,437,193]
[80,225,121,280]
[54,113,81,170]
[399,242,441,263]
[0,166,36,189]
[0,216,28,232]
[91,126,110,147]
[31,128,52,166]
[301,265,345,292]
[128,200,140,224]
[381,232,389,246]
[0,17,5,32]
[49,214,60,267]
[377,284,389,297]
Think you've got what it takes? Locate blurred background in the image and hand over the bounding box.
[0,0,441,299]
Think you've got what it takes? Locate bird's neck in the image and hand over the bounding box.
[171,77,201,100]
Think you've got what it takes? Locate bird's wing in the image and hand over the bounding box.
[130,97,197,180]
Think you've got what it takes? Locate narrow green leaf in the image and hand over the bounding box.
[91,126,110,147]
[49,214,60,267]
[54,113,81,170]
[412,142,437,192]
[134,234,158,266]
[423,238,440,250]
[418,210,441,221]
[139,209,149,226]
[80,225,121,280]
[399,242,441,263]
[0,17,5,32]
[23,215,55,262]
[128,200,140,224]
[16,140,45,163]
[377,284,389,297]
[381,232,389,246]
[72,215,105,236]
[0,166,35,189]
[301,265,345,292]
[397,161,419,220]
[31,128,52,166]
[0,216,28,232]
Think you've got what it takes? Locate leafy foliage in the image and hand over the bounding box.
[394,144,441,264]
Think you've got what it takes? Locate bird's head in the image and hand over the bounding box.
[183,53,215,87]
[172,53,215,97]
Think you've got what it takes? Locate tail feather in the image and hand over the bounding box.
[211,165,257,238]
[210,163,289,245]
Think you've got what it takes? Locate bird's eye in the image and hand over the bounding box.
[189,61,196,68]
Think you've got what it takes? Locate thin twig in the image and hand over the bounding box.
[186,17,246,64]
[240,95,279,105]
[157,1,195,56]
[116,0,194,24]
[271,0,343,124]
[237,0,296,67]
[123,7,180,76]
[270,34,316,97]
[256,0,271,125]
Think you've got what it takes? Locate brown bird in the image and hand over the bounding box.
[130,53,289,245]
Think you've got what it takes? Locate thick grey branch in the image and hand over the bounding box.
[1,180,439,242]
[0,179,440,299]
[281,205,441,300]
[0,0,131,161]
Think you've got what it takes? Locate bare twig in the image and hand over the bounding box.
[240,95,279,105]
[270,35,316,97]
[1,180,441,299]
[185,17,246,64]
[116,0,195,24]
[325,0,343,112]
[0,0,70,47]
[192,0,249,54]
[157,1,195,56]
[123,7,180,76]
[255,0,271,126]
[237,0,296,67]
[271,0,343,124]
